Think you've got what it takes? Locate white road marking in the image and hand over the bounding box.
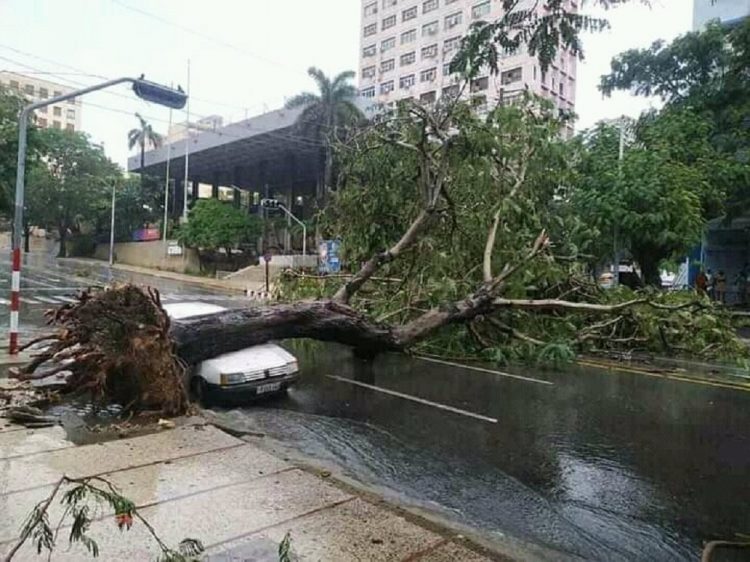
[20,297,40,304]
[0,298,9,305]
[416,356,554,386]
[326,375,499,424]
[54,296,77,303]
[21,276,57,288]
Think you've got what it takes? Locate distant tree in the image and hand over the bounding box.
[127,112,163,187]
[599,19,750,215]
[572,109,730,286]
[178,198,262,270]
[26,128,119,257]
[285,67,363,206]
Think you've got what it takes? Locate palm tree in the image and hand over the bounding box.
[127,113,163,186]
[285,67,363,204]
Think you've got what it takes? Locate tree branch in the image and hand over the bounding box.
[333,208,434,304]
[483,208,502,282]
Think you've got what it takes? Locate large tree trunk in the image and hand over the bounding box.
[140,142,145,188]
[171,300,402,365]
[23,225,30,254]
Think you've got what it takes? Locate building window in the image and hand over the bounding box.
[444,11,462,30]
[9,80,19,90]
[361,86,376,98]
[420,67,437,82]
[365,1,378,16]
[402,6,418,21]
[470,76,489,92]
[362,66,377,80]
[66,123,74,132]
[53,106,62,117]
[382,15,397,30]
[400,52,416,66]
[381,37,396,52]
[445,0,458,3]
[401,29,417,44]
[533,66,537,80]
[383,0,397,7]
[24,84,34,96]
[363,44,377,57]
[423,0,439,13]
[381,58,395,72]
[422,20,438,36]
[443,36,461,54]
[38,118,47,127]
[66,109,75,120]
[472,1,491,19]
[559,82,565,97]
[442,85,460,98]
[39,87,48,99]
[364,23,377,36]
[53,121,61,129]
[501,67,522,85]
[53,90,62,97]
[422,44,438,59]
[399,74,416,89]
[380,81,395,94]
[443,62,454,75]
[420,91,437,103]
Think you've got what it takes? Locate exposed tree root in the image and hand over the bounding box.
[12,285,188,416]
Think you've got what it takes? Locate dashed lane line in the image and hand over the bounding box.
[416,356,554,386]
[326,375,499,424]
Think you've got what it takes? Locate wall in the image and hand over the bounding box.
[693,0,750,29]
[94,240,201,274]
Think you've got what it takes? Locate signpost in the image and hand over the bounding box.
[263,252,272,294]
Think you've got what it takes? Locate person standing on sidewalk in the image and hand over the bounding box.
[715,270,727,304]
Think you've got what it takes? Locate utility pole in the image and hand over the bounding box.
[163,86,174,254]
[182,59,191,223]
[109,178,117,267]
[613,117,626,289]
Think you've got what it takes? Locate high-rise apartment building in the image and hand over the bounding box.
[693,0,749,29]
[0,71,83,132]
[358,0,576,118]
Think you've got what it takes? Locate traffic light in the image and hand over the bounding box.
[132,79,187,110]
[260,198,281,209]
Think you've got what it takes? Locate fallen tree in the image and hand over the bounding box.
[10,96,746,416]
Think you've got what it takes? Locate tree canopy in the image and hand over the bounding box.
[25,128,119,256]
[178,198,261,256]
[599,19,750,216]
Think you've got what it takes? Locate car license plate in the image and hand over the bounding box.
[256,382,281,394]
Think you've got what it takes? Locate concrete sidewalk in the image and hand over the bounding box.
[0,422,496,561]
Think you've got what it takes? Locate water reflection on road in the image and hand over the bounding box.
[209,343,750,560]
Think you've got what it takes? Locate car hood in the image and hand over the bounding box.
[200,344,296,373]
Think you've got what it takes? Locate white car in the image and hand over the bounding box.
[163,302,299,405]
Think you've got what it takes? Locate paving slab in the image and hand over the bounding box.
[0,425,71,458]
[251,498,447,562]
[0,442,290,543]
[0,424,240,494]
[418,541,496,561]
[2,469,354,561]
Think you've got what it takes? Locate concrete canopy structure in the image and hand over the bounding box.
[127,106,323,221]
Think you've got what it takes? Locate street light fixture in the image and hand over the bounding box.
[9,76,187,354]
[260,198,307,265]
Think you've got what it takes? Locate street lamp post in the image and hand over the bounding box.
[9,76,187,354]
[260,198,307,267]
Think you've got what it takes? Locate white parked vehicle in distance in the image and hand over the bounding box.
[163,302,299,405]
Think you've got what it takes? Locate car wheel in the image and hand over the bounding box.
[190,377,211,407]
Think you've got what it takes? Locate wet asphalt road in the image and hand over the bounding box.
[3,252,749,560]
[211,343,750,561]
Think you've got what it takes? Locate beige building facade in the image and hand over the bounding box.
[358,0,576,121]
[0,71,83,132]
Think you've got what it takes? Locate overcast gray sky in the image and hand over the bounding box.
[0,0,691,168]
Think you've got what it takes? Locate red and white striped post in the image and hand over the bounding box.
[9,247,20,354]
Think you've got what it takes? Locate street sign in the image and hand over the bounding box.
[263,253,272,263]
[167,244,183,256]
